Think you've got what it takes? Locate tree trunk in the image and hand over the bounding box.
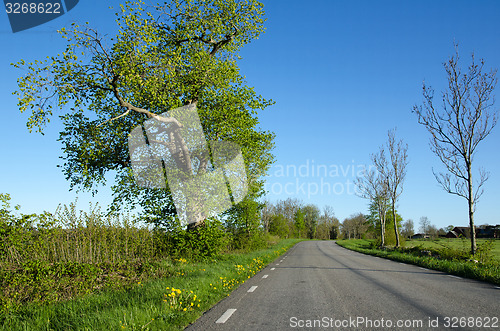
[468,190,476,255]
[381,220,385,247]
[380,217,385,248]
[469,205,476,255]
[187,219,205,231]
[392,202,400,247]
[467,167,476,255]
[379,205,385,248]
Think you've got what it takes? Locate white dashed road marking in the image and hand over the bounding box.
[271,268,275,271]
[248,286,258,293]
[216,309,237,324]
[262,274,268,278]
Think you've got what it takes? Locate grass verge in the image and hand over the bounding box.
[336,239,500,286]
[404,238,500,263]
[0,238,303,331]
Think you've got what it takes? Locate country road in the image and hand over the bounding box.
[186,241,500,330]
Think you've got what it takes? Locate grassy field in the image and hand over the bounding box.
[0,238,303,331]
[404,238,500,262]
[336,238,500,286]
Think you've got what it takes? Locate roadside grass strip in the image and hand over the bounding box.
[336,239,500,286]
[0,239,303,330]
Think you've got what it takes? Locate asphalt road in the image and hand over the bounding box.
[185,241,500,330]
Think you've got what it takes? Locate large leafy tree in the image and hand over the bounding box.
[293,209,305,238]
[13,0,275,228]
[302,204,319,239]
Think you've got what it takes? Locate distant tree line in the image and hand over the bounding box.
[261,198,340,240]
[261,198,411,243]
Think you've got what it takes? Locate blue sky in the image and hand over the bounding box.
[1,0,499,230]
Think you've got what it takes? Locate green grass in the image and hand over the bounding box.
[0,239,303,331]
[404,238,500,262]
[336,239,500,286]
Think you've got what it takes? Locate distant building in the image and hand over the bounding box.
[445,225,499,239]
[445,230,459,238]
[447,227,470,238]
[411,233,429,239]
[477,225,500,238]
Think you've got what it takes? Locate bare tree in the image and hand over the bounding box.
[401,219,414,239]
[355,164,390,247]
[318,206,340,239]
[316,206,340,240]
[351,213,369,239]
[274,198,303,222]
[375,129,408,247]
[428,225,439,239]
[260,200,275,233]
[322,205,336,220]
[413,46,498,255]
[341,213,369,239]
[340,218,353,239]
[419,216,430,234]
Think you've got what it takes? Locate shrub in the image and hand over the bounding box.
[475,240,495,264]
[164,218,230,260]
[268,215,288,239]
